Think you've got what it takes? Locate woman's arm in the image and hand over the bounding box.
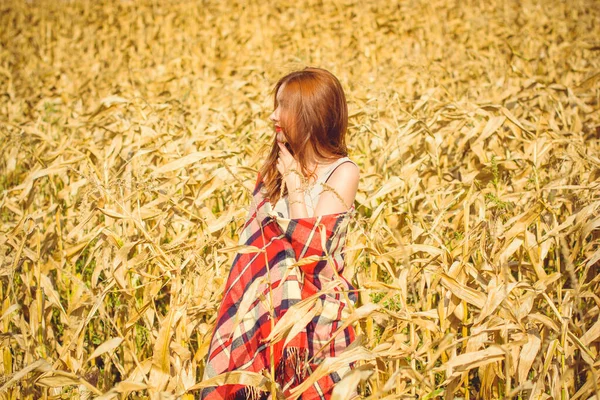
[276,141,312,219]
[286,175,312,218]
[313,162,359,217]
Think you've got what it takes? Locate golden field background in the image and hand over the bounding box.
[1,0,599,398]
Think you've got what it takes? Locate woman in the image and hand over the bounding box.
[201,67,360,400]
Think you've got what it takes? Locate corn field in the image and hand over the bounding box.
[1,0,599,398]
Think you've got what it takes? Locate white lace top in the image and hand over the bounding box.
[272,156,358,218]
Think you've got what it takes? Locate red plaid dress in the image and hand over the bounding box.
[201,172,357,399]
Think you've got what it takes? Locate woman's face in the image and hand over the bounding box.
[269,83,288,145]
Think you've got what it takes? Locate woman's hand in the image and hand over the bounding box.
[276,141,303,191]
[276,141,310,218]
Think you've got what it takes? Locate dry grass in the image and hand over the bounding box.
[1,0,599,398]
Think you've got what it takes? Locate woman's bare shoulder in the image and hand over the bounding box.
[315,161,359,215]
[331,159,360,181]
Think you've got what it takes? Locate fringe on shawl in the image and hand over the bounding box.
[276,346,311,390]
[241,385,267,400]
[204,347,311,400]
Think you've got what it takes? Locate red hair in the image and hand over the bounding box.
[259,67,349,203]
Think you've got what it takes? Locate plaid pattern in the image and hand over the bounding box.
[201,173,357,400]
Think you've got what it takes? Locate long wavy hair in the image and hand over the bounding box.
[259,67,349,204]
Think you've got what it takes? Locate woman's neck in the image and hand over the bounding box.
[304,156,341,182]
[307,158,335,171]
